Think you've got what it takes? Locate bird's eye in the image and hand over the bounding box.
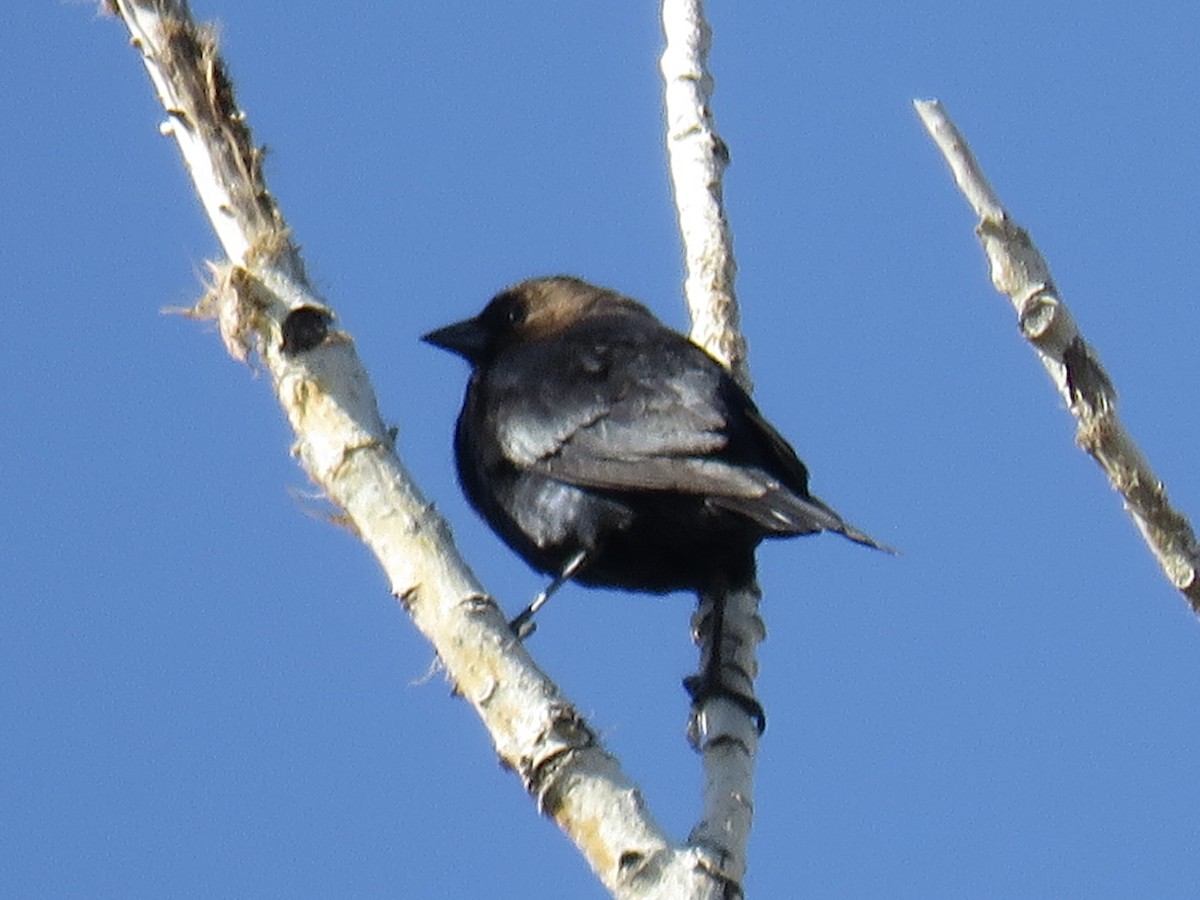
[484,292,527,331]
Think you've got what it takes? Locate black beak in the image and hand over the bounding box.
[421,316,489,362]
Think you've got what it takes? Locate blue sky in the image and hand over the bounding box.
[7,3,1200,897]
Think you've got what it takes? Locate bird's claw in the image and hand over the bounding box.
[683,673,767,735]
[508,611,538,641]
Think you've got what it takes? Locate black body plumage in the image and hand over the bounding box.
[423,276,882,602]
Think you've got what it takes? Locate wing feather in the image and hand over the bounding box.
[480,310,886,549]
[487,315,773,500]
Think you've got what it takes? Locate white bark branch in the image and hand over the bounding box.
[106,1,728,896]
[662,0,759,889]
[660,0,747,387]
[915,98,1200,613]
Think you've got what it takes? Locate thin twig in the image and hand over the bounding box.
[915,98,1200,613]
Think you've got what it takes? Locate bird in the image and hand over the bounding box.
[423,275,885,727]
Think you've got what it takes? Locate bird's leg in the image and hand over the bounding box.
[684,590,767,735]
[509,548,588,640]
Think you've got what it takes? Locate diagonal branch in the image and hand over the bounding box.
[105,1,731,896]
[915,98,1200,614]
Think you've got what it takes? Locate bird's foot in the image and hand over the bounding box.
[508,609,538,640]
[683,672,766,735]
[507,550,589,641]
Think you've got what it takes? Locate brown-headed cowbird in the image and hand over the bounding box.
[424,276,884,725]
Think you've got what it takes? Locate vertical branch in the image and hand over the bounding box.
[661,0,759,888]
[915,98,1200,613]
[660,0,748,389]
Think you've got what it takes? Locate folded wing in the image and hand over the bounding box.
[485,316,881,548]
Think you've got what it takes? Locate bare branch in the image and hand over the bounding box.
[662,0,759,888]
[660,0,747,388]
[106,1,726,894]
[915,98,1200,613]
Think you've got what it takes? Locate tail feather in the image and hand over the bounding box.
[716,487,895,554]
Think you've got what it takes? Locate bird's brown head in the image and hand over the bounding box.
[422,276,654,365]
